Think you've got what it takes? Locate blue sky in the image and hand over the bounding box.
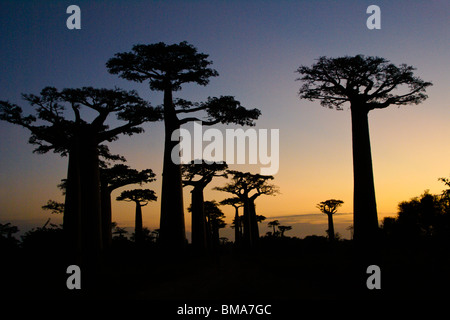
[0,0,449,239]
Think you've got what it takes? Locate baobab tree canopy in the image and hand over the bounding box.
[317,199,344,215]
[0,86,162,154]
[106,41,219,91]
[296,55,432,111]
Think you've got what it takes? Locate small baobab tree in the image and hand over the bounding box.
[101,164,156,249]
[215,170,278,248]
[267,220,280,237]
[317,199,344,242]
[220,197,244,245]
[116,189,157,244]
[182,160,228,251]
[277,225,292,237]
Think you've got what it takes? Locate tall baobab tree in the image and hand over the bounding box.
[182,160,228,251]
[0,87,161,264]
[317,199,344,242]
[215,170,278,248]
[107,41,261,251]
[296,55,432,246]
[116,189,157,244]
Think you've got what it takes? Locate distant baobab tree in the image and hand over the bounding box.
[203,200,226,250]
[107,41,261,251]
[277,225,292,237]
[215,170,279,248]
[116,189,157,244]
[296,55,432,246]
[100,164,156,249]
[0,87,161,265]
[220,197,244,245]
[267,220,280,236]
[317,199,344,242]
[182,160,228,251]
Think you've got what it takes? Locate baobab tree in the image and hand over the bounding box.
[296,55,432,246]
[277,225,292,237]
[116,189,157,244]
[267,220,280,236]
[100,164,156,249]
[215,170,278,248]
[203,200,226,250]
[107,41,261,251]
[220,197,244,245]
[0,87,161,264]
[317,199,344,242]
[182,160,228,251]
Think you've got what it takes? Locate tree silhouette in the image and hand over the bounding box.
[267,220,280,236]
[0,87,161,264]
[42,200,65,215]
[215,170,278,248]
[296,55,432,246]
[203,201,226,250]
[116,189,157,244]
[182,160,228,251]
[220,197,244,245]
[107,41,261,251]
[100,164,156,249]
[277,225,292,237]
[0,223,20,249]
[317,199,344,242]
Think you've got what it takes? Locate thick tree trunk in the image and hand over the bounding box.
[100,185,112,251]
[134,201,143,244]
[327,213,335,242]
[78,137,103,264]
[211,221,220,250]
[190,188,207,251]
[234,207,240,246]
[63,147,82,264]
[159,87,186,251]
[248,199,259,245]
[350,105,379,246]
[63,134,103,267]
[242,196,252,247]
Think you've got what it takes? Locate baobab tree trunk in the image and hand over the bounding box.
[159,87,186,251]
[100,185,112,251]
[350,105,379,247]
[78,138,103,264]
[242,196,252,248]
[134,201,143,244]
[63,146,82,264]
[234,206,241,246]
[63,136,103,267]
[248,199,259,246]
[327,213,335,242]
[190,188,207,251]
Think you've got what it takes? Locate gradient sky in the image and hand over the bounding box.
[0,0,449,240]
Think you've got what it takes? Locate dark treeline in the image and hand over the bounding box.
[2,42,447,300]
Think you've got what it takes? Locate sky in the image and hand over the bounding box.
[0,0,449,240]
